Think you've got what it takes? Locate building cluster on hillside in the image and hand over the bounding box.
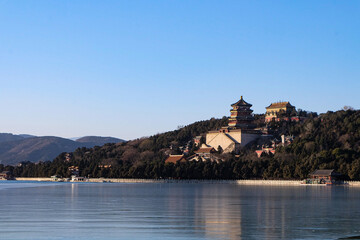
[0,171,13,180]
[65,153,72,162]
[98,164,112,169]
[68,166,79,176]
[166,96,304,164]
[188,145,221,163]
[255,135,294,157]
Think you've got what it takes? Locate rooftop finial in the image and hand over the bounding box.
[241,96,243,100]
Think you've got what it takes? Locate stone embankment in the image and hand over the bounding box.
[12,178,360,186]
[88,178,159,183]
[345,181,360,186]
[236,180,302,186]
[15,177,53,181]
[14,177,163,183]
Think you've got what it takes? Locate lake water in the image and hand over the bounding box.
[1,181,360,240]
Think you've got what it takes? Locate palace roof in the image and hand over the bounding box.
[195,147,216,154]
[266,101,294,109]
[165,155,186,164]
[231,96,252,107]
[310,169,341,177]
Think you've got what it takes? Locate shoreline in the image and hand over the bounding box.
[10,178,360,186]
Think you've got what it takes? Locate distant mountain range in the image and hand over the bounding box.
[0,133,125,166]
[0,133,34,143]
[75,136,124,145]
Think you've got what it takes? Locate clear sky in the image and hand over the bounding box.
[0,0,359,140]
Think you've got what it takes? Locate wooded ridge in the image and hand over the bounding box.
[1,109,359,180]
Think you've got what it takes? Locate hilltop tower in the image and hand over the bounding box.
[228,96,256,129]
[205,96,260,153]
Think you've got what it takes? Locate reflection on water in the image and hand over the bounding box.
[1,182,360,240]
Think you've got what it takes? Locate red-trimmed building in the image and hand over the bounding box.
[255,147,276,157]
[305,169,343,184]
[193,136,202,146]
[265,101,296,122]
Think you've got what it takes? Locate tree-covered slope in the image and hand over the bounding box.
[272,110,360,179]
[4,110,360,180]
[3,117,229,177]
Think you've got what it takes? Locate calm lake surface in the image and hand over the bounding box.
[1,181,360,240]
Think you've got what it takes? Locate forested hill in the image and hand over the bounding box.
[275,109,360,179]
[3,110,360,180]
[2,117,230,177]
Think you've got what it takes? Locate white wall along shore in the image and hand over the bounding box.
[11,178,360,186]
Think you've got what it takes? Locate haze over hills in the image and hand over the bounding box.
[0,133,35,143]
[0,134,125,166]
[76,136,125,145]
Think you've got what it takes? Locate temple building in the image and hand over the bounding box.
[187,144,220,162]
[265,101,295,122]
[255,135,294,157]
[228,96,256,129]
[165,155,187,164]
[304,169,343,185]
[205,96,260,153]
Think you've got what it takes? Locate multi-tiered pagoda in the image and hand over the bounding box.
[205,96,260,154]
[228,96,256,129]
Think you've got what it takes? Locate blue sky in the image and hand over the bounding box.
[0,0,359,140]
